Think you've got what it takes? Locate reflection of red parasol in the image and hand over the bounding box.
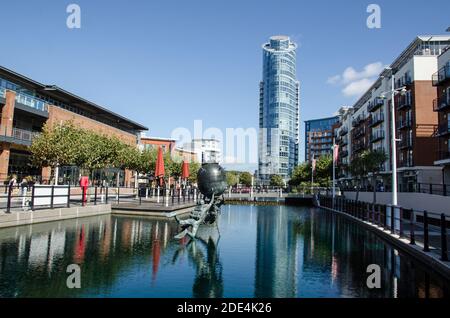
[181,161,190,180]
[154,147,165,186]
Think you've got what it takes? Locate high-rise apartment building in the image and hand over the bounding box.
[258,36,300,184]
[304,116,339,162]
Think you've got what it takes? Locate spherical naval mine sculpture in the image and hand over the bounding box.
[197,163,227,198]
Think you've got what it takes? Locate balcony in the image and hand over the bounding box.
[353,142,366,153]
[0,127,40,146]
[0,87,5,99]
[369,113,384,127]
[433,95,450,112]
[438,123,450,136]
[351,115,365,127]
[399,160,414,168]
[397,94,412,110]
[339,137,348,146]
[370,130,385,143]
[395,74,412,89]
[397,118,412,130]
[339,128,348,136]
[399,137,413,149]
[15,92,48,112]
[368,98,384,112]
[432,65,450,86]
[353,127,365,138]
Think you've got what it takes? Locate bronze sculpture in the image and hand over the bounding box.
[175,163,226,239]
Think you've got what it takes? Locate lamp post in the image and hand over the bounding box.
[380,67,406,207]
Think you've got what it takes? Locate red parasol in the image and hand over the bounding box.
[154,146,165,186]
[181,161,190,180]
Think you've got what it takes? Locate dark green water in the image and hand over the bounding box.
[0,205,448,298]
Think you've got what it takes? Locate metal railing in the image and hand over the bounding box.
[318,195,449,262]
[432,65,450,86]
[0,184,199,213]
[369,113,384,127]
[433,95,450,112]
[15,92,48,112]
[0,87,5,98]
[368,98,384,112]
[370,130,385,143]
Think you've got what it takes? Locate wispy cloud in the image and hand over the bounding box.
[327,62,386,97]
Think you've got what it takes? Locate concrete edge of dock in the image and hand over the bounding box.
[319,205,450,280]
[0,204,112,229]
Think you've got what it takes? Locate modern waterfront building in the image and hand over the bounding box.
[333,35,450,191]
[304,116,339,162]
[433,46,450,185]
[258,35,300,184]
[181,138,221,164]
[0,65,147,186]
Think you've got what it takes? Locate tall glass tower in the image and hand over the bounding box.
[258,35,300,183]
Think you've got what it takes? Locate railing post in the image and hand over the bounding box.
[444,184,447,197]
[117,187,120,204]
[67,185,71,208]
[94,187,97,205]
[391,206,395,234]
[6,185,12,213]
[399,207,404,237]
[31,185,35,211]
[106,186,109,203]
[50,185,54,209]
[429,184,432,195]
[410,209,415,245]
[440,213,448,261]
[423,211,430,252]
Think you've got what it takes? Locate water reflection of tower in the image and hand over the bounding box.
[254,206,298,297]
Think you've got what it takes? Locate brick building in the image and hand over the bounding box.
[0,65,147,186]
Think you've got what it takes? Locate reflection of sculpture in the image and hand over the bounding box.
[172,236,223,298]
[175,163,226,239]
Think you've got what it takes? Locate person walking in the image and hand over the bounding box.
[20,177,28,209]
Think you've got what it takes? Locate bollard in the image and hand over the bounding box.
[50,185,55,209]
[440,213,448,261]
[67,185,71,208]
[409,209,415,245]
[6,185,12,213]
[423,211,430,252]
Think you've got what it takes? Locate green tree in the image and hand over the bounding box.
[315,155,333,187]
[30,121,83,183]
[289,162,311,187]
[350,155,365,201]
[226,171,239,187]
[270,174,284,187]
[239,172,253,187]
[362,150,388,204]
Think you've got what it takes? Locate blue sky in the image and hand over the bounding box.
[1,0,449,171]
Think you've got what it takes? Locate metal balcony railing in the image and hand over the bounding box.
[397,118,412,130]
[0,87,5,98]
[15,92,48,112]
[438,123,450,136]
[0,126,40,143]
[397,95,412,110]
[399,137,413,149]
[370,130,385,143]
[368,98,384,112]
[339,128,348,136]
[369,113,384,127]
[433,95,450,112]
[432,65,450,86]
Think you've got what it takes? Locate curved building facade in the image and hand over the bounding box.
[258,36,300,183]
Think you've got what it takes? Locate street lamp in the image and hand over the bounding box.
[379,67,406,206]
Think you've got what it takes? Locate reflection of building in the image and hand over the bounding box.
[0,65,147,185]
[304,116,339,162]
[258,36,300,183]
[181,138,221,163]
[254,206,297,297]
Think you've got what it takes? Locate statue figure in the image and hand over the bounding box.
[174,163,227,239]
